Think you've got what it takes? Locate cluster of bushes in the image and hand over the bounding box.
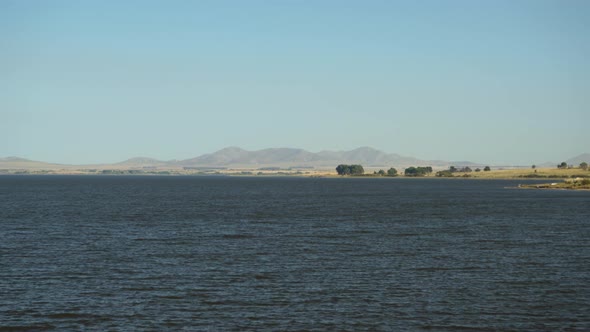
[404,166,433,177]
[436,170,454,177]
[373,168,398,176]
[435,165,490,177]
[519,174,553,178]
[101,169,144,175]
[449,166,490,173]
[564,178,590,187]
[100,169,171,175]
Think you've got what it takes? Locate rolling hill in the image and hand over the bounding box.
[5,148,585,171]
[567,153,590,166]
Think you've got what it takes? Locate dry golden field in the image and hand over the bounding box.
[453,167,589,179]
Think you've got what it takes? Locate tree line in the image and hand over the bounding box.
[335,164,503,177]
[336,164,398,176]
[436,165,490,177]
[557,161,588,170]
[336,164,435,177]
[336,161,590,177]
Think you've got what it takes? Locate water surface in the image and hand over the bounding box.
[1,176,589,331]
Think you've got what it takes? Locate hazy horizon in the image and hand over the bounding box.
[2,1,589,165]
[2,146,588,168]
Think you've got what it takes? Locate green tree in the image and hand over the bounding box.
[404,166,432,177]
[558,162,568,169]
[475,168,481,172]
[336,164,364,176]
[377,169,386,176]
[532,165,536,169]
[484,166,491,171]
[387,167,398,176]
[449,166,458,173]
[350,165,364,175]
[580,162,588,170]
[404,167,417,176]
[336,164,349,175]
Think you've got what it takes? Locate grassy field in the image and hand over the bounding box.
[2,165,589,179]
[519,178,590,190]
[448,167,590,179]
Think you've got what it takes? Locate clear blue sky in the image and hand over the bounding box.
[1,0,588,165]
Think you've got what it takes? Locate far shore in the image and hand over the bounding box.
[1,166,588,181]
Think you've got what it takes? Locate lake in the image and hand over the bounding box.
[1,176,589,331]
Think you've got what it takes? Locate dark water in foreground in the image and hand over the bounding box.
[1,176,589,331]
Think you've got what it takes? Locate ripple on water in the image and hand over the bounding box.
[1,176,589,330]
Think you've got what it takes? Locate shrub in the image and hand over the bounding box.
[387,167,398,176]
[404,166,432,177]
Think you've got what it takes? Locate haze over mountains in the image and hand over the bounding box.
[179,147,429,168]
[6,147,467,169]
[1,148,589,170]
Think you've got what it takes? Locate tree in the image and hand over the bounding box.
[460,166,472,173]
[404,166,432,177]
[558,162,567,169]
[336,164,349,175]
[532,165,536,169]
[336,164,364,176]
[449,166,458,173]
[377,169,386,176]
[350,164,364,175]
[475,168,481,172]
[484,166,491,171]
[404,167,419,176]
[580,162,588,170]
[387,167,398,176]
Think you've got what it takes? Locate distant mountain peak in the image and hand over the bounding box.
[218,146,246,153]
[117,157,166,165]
[0,156,32,162]
[567,153,590,165]
[350,146,379,152]
[178,147,429,167]
[5,150,587,170]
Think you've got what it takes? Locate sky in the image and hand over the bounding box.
[1,0,589,165]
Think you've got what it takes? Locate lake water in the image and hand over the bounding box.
[1,176,589,331]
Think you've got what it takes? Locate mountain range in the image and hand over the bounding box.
[2,148,589,170]
[118,147,471,168]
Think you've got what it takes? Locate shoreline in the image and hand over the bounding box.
[0,172,585,180]
[1,166,588,181]
[517,181,590,191]
[3,172,590,190]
